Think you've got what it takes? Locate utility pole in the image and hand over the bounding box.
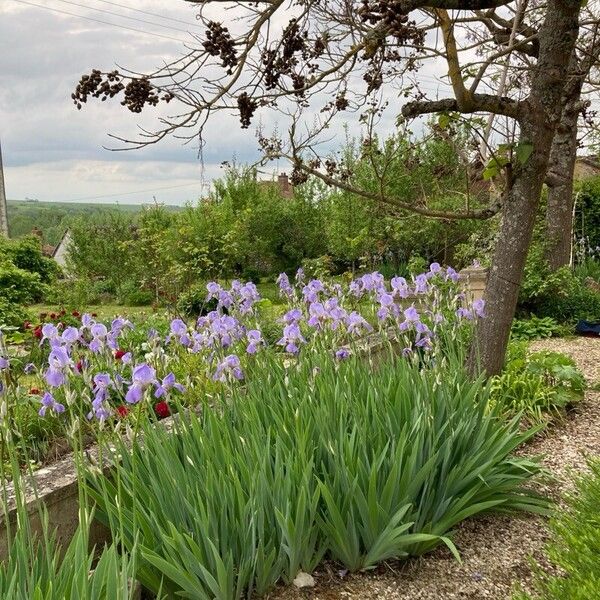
[0,140,9,237]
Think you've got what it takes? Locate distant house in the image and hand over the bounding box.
[52,229,72,270]
[31,227,71,270]
[258,173,294,198]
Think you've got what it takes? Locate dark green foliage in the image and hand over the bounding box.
[511,316,565,341]
[0,236,58,325]
[491,342,585,425]
[87,353,546,599]
[518,243,600,324]
[515,459,600,600]
[177,282,216,316]
[574,176,600,255]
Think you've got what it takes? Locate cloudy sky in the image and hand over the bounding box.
[0,0,452,206]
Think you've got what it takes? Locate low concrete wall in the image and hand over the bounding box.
[0,267,488,561]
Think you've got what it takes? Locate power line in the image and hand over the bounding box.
[11,0,187,43]
[52,0,193,34]
[92,0,202,29]
[66,181,203,202]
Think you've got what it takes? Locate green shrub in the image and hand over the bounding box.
[0,297,29,328]
[117,281,154,306]
[511,316,564,341]
[0,263,43,304]
[87,353,546,599]
[177,282,217,316]
[491,343,585,425]
[515,458,600,600]
[519,244,600,324]
[574,258,600,283]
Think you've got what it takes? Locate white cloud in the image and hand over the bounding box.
[0,0,453,206]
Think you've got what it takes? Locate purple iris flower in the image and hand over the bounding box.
[111,317,133,335]
[213,354,244,382]
[445,267,460,283]
[335,347,351,361]
[81,313,95,328]
[307,302,327,329]
[206,282,223,302]
[24,362,36,374]
[125,363,157,404]
[218,290,234,309]
[325,298,347,329]
[456,307,474,320]
[246,329,264,354]
[391,276,410,298]
[61,326,80,345]
[403,306,420,322]
[277,323,306,354]
[413,274,429,294]
[349,279,364,298]
[277,273,294,298]
[0,357,9,370]
[170,319,187,337]
[415,336,432,349]
[92,373,112,404]
[91,323,107,338]
[48,346,72,369]
[38,392,65,417]
[282,309,303,324]
[429,262,442,274]
[41,324,59,345]
[345,311,373,335]
[45,368,65,388]
[295,268,305,284]
[155,373,185,398]
[472,299,486,318]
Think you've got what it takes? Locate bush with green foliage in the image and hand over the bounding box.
[511,316,565,341]
[87,352,546,599]
[491,342,585,425]
[515,458,600,600]
[0,235,59,326]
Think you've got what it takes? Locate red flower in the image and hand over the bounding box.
[50,313,57,320]
[115,405,129,418]
[154,401,171,419]
[91,313,98,318]
[23,321,32,329]
[114,349,126,361]
[72,310,80,317]
[59,310,66,316]
[33,326,42,339]
[76,360,84,373]
[29,388,42,395]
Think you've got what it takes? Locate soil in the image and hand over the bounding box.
[266,337,600,600]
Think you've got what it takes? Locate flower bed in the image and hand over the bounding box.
[0,264,485,472]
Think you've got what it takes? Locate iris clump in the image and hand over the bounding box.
[18,264,479,427]
[87,351,546,600]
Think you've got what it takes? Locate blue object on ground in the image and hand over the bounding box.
[575,320,600,336]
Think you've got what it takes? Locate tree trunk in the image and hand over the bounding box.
[545,119,578,270]
[468,0,581,376]
[544,60,585,270]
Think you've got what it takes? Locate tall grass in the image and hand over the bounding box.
[87,350,547,599]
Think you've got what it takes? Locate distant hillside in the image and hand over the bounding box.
[6,200,182,245]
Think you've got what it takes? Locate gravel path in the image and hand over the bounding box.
[267,337,600,600]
